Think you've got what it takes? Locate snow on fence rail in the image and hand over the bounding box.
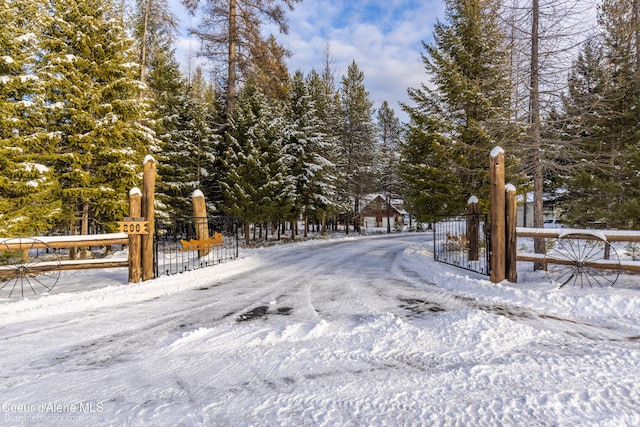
[0,234,130,298]
[0,234,130,272]
[516,227,640,243]
[516,227,640,274]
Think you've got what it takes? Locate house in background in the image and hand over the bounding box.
[359,194,406,230]
[517,191,565,227]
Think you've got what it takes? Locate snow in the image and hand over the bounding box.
[468,195,479,204]
[505,183,516,192]
[143,154,156,165]
[558,229,608,241]
[16,33,36,43]
[1,233,640,426]
[129,187,142,196]
[192,189,204,199]
[21,162,49,174]
[490,146,504,157]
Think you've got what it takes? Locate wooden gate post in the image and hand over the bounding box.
[467,196,479,261]
[505,184,518,283]
[192,190,210,258]
[490,147,506,283]
[141,156,156,281]
[128,188,142,283]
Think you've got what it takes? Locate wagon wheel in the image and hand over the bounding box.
[544,233,620,288]
[0,237,61,298]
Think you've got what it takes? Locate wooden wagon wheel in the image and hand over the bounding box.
[0,237,61,298]
[544,232,620,288]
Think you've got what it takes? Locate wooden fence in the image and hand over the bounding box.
[487,146,640,286]
[0,234,129,273]
[515,228,640,274]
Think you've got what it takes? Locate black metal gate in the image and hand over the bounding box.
[154,216,239,277]
[433,214,490,276]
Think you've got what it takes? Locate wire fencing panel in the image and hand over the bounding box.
[154,217,239,277]
[433,214,490,276]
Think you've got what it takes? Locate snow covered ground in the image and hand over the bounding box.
[1,232,639,426]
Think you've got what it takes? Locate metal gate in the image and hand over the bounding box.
[433,214,490,276]
[154,216,239,277]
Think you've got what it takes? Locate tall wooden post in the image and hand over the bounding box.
[128,188,142,283]
[192,190,210,258]
[490,147,506,283]
[141,156,156,281]
[467,196,479,262]
[505,184,518,283]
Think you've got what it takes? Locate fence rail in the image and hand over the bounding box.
[0,235,129,298]
[516,228,640,275]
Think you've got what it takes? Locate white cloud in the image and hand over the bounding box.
[169,0,446,121]
[277,0,445,121]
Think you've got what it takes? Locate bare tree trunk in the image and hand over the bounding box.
[530,0,545,267]
[635,0,640,93]
[244,222,250,245]
[386,195,391,233]
[226,0,237,119]
[140,0,152,87]
[80,201,89,260]
[69,212,77,260]
[303,216,308,238]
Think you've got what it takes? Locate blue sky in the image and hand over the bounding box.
[170,0,446,122]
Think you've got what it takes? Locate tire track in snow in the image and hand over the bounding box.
[2,233,639,425]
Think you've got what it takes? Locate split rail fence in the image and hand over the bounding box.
[434,147,640,288]
[0,156,238,298]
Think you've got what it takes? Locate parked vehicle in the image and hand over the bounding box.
[543,218,565,228]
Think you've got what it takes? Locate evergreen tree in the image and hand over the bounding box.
[184,0,301,119]
[559,0,640,227]
[599,0,640,225]
[221,84,289,243]
[404,0,514,211]
[132,0,178,87]
[282,70,334,233]
[336,61,377,233]
[38,0,153,234]
[0,0,62,235]
[559,40,620,226]
[150,45,195,219]
[400,100,462,219]
[306,68,341,226]
[375,101,403,232]
[150,42,221,219]
[248,35,291,102]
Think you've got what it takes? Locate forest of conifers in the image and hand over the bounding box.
[1,0,639,239]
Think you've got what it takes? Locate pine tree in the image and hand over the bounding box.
[132,0,178,87]
[282,70,334,234]
[404,0,514,210]
[248,35,291,102]
[38,0,153,234]
[559,40,620,226]
[306,68,341,227]
[221,84,289,243]
[375,101,403,232]
[0,0,62,235]
[599,0,640,225]
[336,61,377,233]
[150,45,196,219]
[149,35,221,219]
[559,0,640,227]
[400,100,463,219]
[184,0,301,119]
